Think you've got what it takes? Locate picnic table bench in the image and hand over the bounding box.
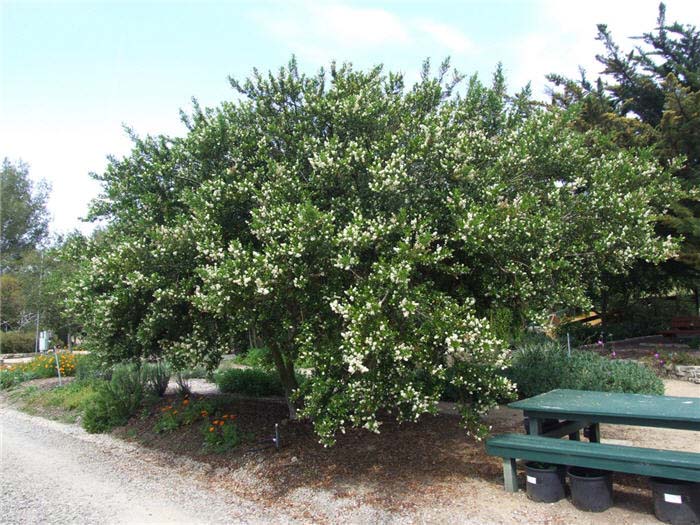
[662,316,700,337]
[486,389,700,492]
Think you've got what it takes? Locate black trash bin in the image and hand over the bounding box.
[567,467,613,512]
[650,477,700,524]
[525,462,566,503]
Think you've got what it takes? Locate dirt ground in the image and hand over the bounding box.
[109,379,699,524]
[4,377,698,523]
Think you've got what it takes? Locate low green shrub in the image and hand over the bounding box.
[231,347,274,370]
[215,368,285,397]
[43,380,101,411]
[142,362,170,397]
[202,415,242,452]
[82,363,144,433]
[0,331,36,354]
[154,397,214,433]
[173,371,191,395]
[508,341,664,398]
[75,353,112,381]
[17,379,102,419]
[0,368,32,389]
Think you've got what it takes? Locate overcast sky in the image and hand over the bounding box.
[2,0,699,236]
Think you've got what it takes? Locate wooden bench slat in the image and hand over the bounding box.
[486,434,700,483]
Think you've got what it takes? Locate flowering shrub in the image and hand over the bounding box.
[202,413,241,452]
[640,349,700,373]
[0,352,81,389]
[70,59,681,444]
[153,395,213,432]
[24,352,78,378]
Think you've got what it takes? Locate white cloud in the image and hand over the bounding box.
[255,1,474,63]
[1,112,185,237]
[414,20,475,54]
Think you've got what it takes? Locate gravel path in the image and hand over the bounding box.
[0,406,292,524]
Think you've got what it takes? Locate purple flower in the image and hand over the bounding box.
[659,360,664,365]
[654,353,660,359]
[611,351,617,357]
[597,339,604,346]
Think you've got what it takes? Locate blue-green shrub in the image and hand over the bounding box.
[0,331,36,354]
[508,341,663,398]
[142,362,170,397]
[82,363,144,433]
[215,368,286,397]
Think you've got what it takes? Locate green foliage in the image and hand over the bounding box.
[215,368,286,397]
[232,348,274,370]
[561,294,696,345]
[141,361,170,397]
[82,363,144,433]
[0,368,31,389]
[75,352,112,381]
[548,4,700,309]
[0,331,35,353]
[649,349,700,366]
[0,276,27,331]
[154,396,213,433]
[23,379,100,416]
[173,371,191,396]
[0,158,49,265]
[202,416,242,452]
[0,353,80,389]
[508,342,664,398]
[42,380,101,411]
[72,58,681,445]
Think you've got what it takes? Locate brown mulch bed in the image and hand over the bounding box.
[112,393,660,514]
[114,393,513,511]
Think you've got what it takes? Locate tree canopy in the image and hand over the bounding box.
[1,158,50,266]
[547,3,700,313]
[70,59,681,444]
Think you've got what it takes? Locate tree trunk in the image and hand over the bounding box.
[694,287,699,316]
[269,345,300,419]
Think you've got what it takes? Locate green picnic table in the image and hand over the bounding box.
[486,389,700,491]
[511,388,700,438]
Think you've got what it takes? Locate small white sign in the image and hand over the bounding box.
[526,475,537,485]
[664,494,682,504]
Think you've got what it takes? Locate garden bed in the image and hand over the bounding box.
[3,377,698,523]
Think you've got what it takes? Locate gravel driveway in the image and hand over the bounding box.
[0,406,292,524]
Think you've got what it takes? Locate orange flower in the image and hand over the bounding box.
[209,427,215,432]
[212,420,219,425]
[200,410,208,417]
[182,399,189,405]
[218,420,225,426]
[172,410,178,415]
[222,415,228,420]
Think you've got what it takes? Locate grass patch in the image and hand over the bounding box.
[9,379,102,422]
